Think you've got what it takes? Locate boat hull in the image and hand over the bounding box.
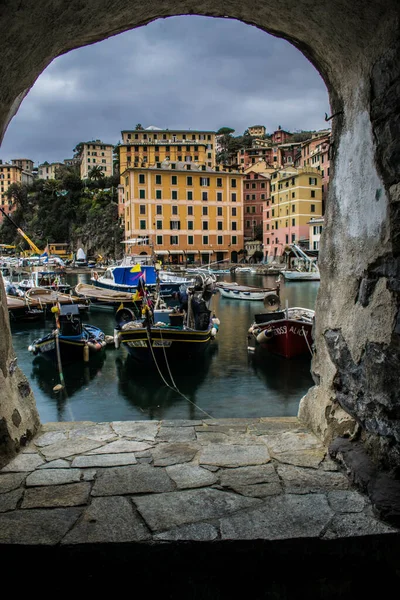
[92,278,184,298]
[29,326,106,364]
[283,271,320,281]
[250,310,314,358]
[115,325,215,364]
[218,286,278,301]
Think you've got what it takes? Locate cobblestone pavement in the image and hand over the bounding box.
[0,417,398,546]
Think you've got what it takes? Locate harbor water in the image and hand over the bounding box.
[9,272,319,423]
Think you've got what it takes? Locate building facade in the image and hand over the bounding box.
[80,141,114,179]
[263,166,323,259]
[248,125,266,137]
[122,162,243,264]
[308,216,324,251]
[119,127,217,172]
[243,171,270,240]
[38,162,64,180]
[0,162,22,219]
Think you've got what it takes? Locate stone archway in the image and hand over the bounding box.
[0,1,399,469]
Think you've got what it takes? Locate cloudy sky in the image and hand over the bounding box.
[0,16,330,166]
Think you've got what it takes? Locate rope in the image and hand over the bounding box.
[302,326,313,355]
[145,327,213,420]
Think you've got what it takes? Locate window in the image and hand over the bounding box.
[139,189,145,199]
[232,207,237,216]
[170,220,180,230]
[156,190,162,200]
[139,174,145,184]
[188,221,194,230]
[171,175,177,185]
[187,176,192,186]
[311,204,316,212]
[172,206,178,215]
[156,235,163,245]
[187,205,193,215]
[156,205,162,215]
[272,209,275,217]
[292,218,296,226]
[170,236,179,245]
[172,190,178,200]
[202,221,209,230]
[155,175,162,185]
[217,178,222,187]
[231,193,237,202]
[217,192,222,202]
[232,221,237,230]
[232,236,237,245]
[217,236,223,245]
[202,191,208,201]
[231,179,237,188]
[309,177,317,185]
[200,177,210,186]
[292,233,296,242]
[311,190,316,198]
[156,220,162,230]
[292,205,295,213]
[217,207,223,216]
[188,235,194,244]
[217,221,223,231]
[203,235,209,244]
[139,205,146,215]
[140,220,146,230]
[202,206,208,216]
[187,191,193,201]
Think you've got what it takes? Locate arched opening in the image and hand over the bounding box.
[0,1,399,474]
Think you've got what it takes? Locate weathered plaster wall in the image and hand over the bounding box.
[0,0,399,467]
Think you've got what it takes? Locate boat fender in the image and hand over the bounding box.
[263,293,281,312]
[93,271,99,281]
[83,343,90,362]
[28,344,38,354]
[257,329,274,343]
[212,317,220,326]
[211,326,218,337]
[114,329,121,349]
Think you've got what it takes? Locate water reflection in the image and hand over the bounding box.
[115,345,218,420]
[249,347,314,394]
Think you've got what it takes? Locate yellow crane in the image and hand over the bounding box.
[0,207,43,255]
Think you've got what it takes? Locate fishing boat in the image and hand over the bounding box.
[25,287,90,314]
[113,273,220,364]
[282,244,320,281]
[74,282,143,313]
[91,255,195,298]
[28,303,107,364]
[247,298,315,358]
[6,294,45,322]
[16,269,71,293]
[217,282,280,302]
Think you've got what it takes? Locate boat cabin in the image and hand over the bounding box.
[58,304,82,336]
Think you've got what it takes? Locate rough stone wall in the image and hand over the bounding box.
[0,0,399,468]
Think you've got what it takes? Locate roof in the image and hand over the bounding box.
[121,129,216,134]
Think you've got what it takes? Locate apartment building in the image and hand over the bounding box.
[0,161,23,219]
[295,130,331,208]
[38,161,64,180]
[80,141,114,179]
[119,127,217,173]
[263,166,322,259]
[308,216,324,251]
[122,161,243,264]
[248,125,266,137]
[243,171,270,240]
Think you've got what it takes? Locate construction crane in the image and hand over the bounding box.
[0,206,43,255]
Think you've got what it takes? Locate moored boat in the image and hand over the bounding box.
[248,301,315,358]
[113,273,220,365]
[217,282,280,302]
[28,303,107,364]
[25,287,90,314]
[6,294,45,322]
[74,282,143,313]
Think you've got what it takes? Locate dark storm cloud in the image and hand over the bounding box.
[0,16,329,165]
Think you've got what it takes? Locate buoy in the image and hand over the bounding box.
[114,329,120,349]
[53,384,63,392]
[257,329,274,343]
[211,327,217,337]
[83,343,89,362]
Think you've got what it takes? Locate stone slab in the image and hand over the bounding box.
[154,523,219,541]
[220,493,334,540]
[62,496,151,544]
[199,444,270,467]
[40,438,104,461]
[86,440,153,454]
[152,442,199,466]
[0,488,24,512]
[166,464,219,489]
[1,453,45,472]
[324,512,398,538]
[157,426,196,442]
[0,473,26,493]
[133,488,261,532]
[91,464,175,496]
[26,468,82,487]
[261,431,324,454]
[38,459,71,469]
[271,448,327,468]
[0,508,82,544]
[72,453,138,468]
[69,424,117,443]
[276,464,350,493]
[22,482,91,509]
[111,421,159,441]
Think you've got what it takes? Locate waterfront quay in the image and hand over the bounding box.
[1,416,399,596]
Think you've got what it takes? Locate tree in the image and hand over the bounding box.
[217,127,235,135]
[135,124,144,130]
[88,166,105,181]
[73,142,84,158]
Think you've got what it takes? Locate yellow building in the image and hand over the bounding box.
[264,167,322,259]
[38,161,64,180]
[0,162,23,218]
[119,127,217,173]
[122,162,244,264]
[248,125,266,137]
[80,140,114,179]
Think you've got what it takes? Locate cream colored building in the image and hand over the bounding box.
[80,140,114,179]
[38,162,64,180]
[248,125,266,137]
[0,162,22,218]
[308,216,324,251]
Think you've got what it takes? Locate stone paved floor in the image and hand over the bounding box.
[1,416,398,546]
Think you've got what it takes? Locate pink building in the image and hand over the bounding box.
[296,131,331,211]
[243,171,270,240]
[271,126,292,145]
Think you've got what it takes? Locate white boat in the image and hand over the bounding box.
[217,283,280,302]
[234,266,258,274]
[283,244,320,281]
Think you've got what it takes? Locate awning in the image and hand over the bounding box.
[169,250,184,254]
[200,250,214,254]
[121,237,149,244]
[155,250,169,255]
